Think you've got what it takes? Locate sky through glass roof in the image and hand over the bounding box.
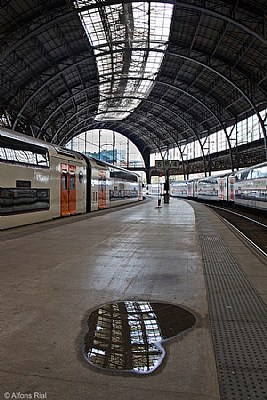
[75,1,173,121]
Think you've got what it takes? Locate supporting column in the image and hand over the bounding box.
[164,169,170,203]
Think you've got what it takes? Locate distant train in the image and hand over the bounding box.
[145,183,164,196]
[170,161,267,212]
[0,127,143,230]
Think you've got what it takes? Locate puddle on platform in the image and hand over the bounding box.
[83,301,196,374]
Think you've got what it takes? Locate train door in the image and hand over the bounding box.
[98,170,107,209]
[218,178,225,200]
[229,175,235,202]
[60,163,77,216]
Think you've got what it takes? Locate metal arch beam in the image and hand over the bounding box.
[74,113,196,178]
[128,108,187,146]
[5,4,266,155]
[92,40,267,105]
[95,46,267,155]
[15,46,264,134]
[92,47,260,111]
[59,103,199,142]
[1,7,92,62]
[129,109,208,176]
[36,74,234,170]
[33,62,257,168]
[8,33,93,129]
[166,49,267,157]
[52,95,204,144]
[4,0,267,130]
[151,84,235,169]
[172,1,267,45]
[95,114,219,177]
[7,36,265,125]
[55,108,157,152]
[128,113,178,148]
[54,96,209,173]
[120,109,191,177]
[39,77,228,133]
[2,0,267,63]
[11,40,264,125]
[94,39,266,99]
[157,83,235,169]
[11,46,264,135]
[11,56,97,130]
[38,82,230,165]
[60,108,205,175]
[60,109,210,178]
[57,105,174,151]
[55,107,179,150]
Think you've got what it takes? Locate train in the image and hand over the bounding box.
[145,183,164,196]
[0,127,143,230]
[170,161,267,212]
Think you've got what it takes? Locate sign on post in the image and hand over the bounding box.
[155,160,179,170]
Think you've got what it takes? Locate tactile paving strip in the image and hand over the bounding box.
[191,202,267,400]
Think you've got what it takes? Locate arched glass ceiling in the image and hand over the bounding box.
[75,1,173,121]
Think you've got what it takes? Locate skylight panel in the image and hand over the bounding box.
[75,1,173,121]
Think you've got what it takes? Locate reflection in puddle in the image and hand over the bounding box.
[83,301,196,374]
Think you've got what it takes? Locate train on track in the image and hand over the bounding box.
[170,161,267,212]
[0,127,143,230]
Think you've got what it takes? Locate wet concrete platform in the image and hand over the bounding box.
[0,198,266,400]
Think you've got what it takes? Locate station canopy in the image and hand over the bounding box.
[1,0,267,162]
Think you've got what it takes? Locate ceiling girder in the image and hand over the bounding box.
[1,0,267,160]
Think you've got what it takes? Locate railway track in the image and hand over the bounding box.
[205,203,267,257]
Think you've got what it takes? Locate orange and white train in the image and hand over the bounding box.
[0,127,143,230]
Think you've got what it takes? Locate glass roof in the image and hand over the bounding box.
[75,1,173,121]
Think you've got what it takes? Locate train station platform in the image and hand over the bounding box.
[1,198,266,400]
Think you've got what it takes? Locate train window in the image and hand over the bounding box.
[61,173,67,190]
[70,173,75,190]
[251,169,258,179]
[240,170,250,180]
[247,170,253,180]
[93,192,98,202]
[0,135,50,168]
[36,152,49,166]
[235,173,241,181]
[110,170,138,182]
[261,166,267,177]
[0,188,50,215]
[253,166,267,178]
